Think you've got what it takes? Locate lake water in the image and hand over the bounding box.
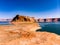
[0,21,10,25]
[39,22,60,35]
[0,21,60,35]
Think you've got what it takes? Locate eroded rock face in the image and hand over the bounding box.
[0,23,41,32]
[11,15,41,31]
[11,15,36,22]
[0,15,60,45]
[0,30,60,45]
[0,25,60,45]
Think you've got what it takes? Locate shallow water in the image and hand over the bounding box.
[39,22,60,35]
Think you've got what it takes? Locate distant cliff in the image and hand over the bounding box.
[0,19,12,21]
[37,18,60,22]
[11,15,36,23]
[0,15,60,45]
[11,15,41,31]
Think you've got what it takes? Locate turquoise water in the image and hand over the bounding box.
[39,22,60,35]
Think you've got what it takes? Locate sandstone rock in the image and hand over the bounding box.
[0,24,60,45]
[0,30,60,45]
[0,23,41,32]
[11,15,41,31]
[11,15,36,23]
[0,15,60,45]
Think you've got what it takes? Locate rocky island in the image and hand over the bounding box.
[0,15,60,45]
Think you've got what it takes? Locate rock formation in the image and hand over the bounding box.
[11,15,41,32]
[0,15,60,45]
[11,15,36,23]
[0,29,60,45]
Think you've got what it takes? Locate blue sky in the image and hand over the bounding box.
[0,0,60,19]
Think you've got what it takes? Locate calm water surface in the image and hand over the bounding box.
[0,21,11,25]
[39,22,60,35]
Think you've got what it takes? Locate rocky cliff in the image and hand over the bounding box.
[0,15,60,45]
[11,15,41,31]
[0,28,60,45]
[11,15,36,23]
